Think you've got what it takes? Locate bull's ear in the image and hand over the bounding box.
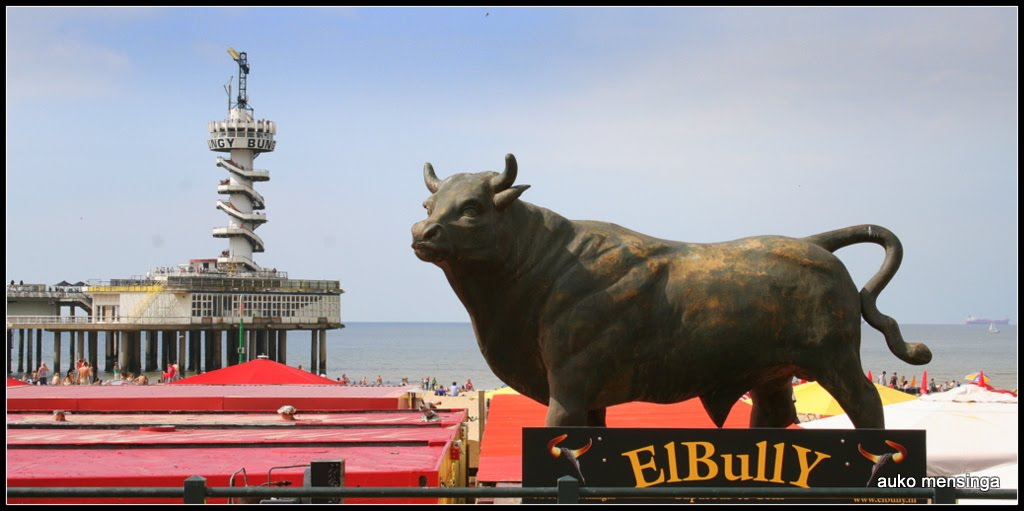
[494,184,530,211]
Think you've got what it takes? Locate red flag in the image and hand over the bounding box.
[921,370,928,394]
[867,370,873,383]
[979,370,992,390]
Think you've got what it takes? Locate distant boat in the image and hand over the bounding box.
[966,316,1010,325]
[989,323,1000,334]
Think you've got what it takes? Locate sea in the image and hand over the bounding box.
[14,323,1018,392]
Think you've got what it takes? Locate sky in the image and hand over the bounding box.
[5,7,1018,324]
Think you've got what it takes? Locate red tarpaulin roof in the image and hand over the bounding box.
[7,377,30,387]
[6,384,416,413]
[170,358,340,385]
[476,394,757,484]
[7,422,462,504]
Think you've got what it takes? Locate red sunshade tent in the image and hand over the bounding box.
[476,393,768,485]
[170,359,339,385]
[7,377,30,387]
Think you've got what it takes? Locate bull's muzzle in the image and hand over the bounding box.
[412,221,450,262]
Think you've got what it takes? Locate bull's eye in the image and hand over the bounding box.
[461,206,480,218]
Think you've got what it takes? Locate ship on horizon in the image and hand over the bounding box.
[966,315,1010,325]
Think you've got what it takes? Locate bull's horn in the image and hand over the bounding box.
[885,440,908,463]
[858,444,881,464]
[491,153,518,192]
[547,433,568,458]
[424,162,442,193]
[571,438,593,458]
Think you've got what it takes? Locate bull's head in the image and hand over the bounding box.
[411,153,530,264]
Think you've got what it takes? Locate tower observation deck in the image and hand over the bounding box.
[209,48,277,273]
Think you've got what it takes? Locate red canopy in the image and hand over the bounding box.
[7,377,30,387]
[476,393,764,485]
[170,359,339,385]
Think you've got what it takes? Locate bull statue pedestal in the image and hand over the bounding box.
[411,153,931,429]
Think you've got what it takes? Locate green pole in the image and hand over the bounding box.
[238,303,245,362]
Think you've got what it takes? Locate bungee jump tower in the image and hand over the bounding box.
[210,48,275,272]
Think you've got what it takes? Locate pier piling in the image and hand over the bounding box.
[279,330,287,366]
[310,330,318,374]
[104,332,114,373]
[18,329,25,374]
[35,329,43,371]
[27,329,34,377]
[319,329,327,376]
[54,332,62,375]
[88,331,98,381]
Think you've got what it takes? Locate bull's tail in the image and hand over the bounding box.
[804,224,932,365]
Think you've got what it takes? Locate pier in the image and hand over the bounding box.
[7,280,341,380]
[6,48,342,381]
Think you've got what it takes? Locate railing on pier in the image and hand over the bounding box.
[164,276,341,293]
[5,315,340,327]
[5,289,91,302]
[6,475,1018,504]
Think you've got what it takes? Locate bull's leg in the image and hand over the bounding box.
[749,376,798,428]
[546,395,588,426]
[816,363,884,429]
[587,408,607,427]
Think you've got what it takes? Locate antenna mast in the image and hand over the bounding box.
[223,76,233,114]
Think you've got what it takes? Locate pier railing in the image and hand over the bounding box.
[5,289,91,301]
[6,476,1018,504]
[5,315,338,327]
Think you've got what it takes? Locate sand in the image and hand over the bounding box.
[426,390,486,441]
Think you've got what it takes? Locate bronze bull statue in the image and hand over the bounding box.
[411,154,931,428]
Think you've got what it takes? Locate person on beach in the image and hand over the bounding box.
[450,381,459,397]
[879,371,887,386]
[431,377,438,391]
[465,379,474,392]
[165,363,177,382]
[889,372,898,388]
[62,369,75,385]
[376,375,383,386]
[78,361,93,385]
[37,363,50,385]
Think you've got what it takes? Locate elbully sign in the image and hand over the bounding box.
[523,428,926,503]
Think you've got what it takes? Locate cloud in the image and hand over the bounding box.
[5,8,155,99]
